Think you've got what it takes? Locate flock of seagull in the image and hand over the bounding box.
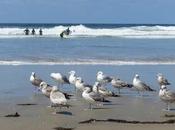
[30,71,175,113]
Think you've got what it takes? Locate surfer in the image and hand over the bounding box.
[65,27,71,35]
[60,27,71,38]
[31,28,35,35]
[24,28,29,35]
[39,29,43,35]
[60,32,64,38]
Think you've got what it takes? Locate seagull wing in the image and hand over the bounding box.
[162,78,170,85]
[140,82,155,91]
[103,76,112,82]
[62,75,70,84]
[33,78,43,86]
[166,90,175,99]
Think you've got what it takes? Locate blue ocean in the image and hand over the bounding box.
[1,24,175,119]
[0,23,175,65]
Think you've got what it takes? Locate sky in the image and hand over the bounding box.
[0,0,175,24]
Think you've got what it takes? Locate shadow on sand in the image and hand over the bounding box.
[55,111,73,116]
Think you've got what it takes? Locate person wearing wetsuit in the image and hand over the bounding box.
[39,29,43,35]
[24,28,29,35]
[31,28,35,35]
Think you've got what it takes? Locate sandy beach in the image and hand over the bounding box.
[0,65,175,130]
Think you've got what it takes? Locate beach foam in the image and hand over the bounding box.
[1,60,175,66]
[1,25,175,39]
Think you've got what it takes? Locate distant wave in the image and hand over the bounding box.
[1,25,175,38]
[1,60,175,66]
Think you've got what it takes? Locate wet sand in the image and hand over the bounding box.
[0,65,175,130]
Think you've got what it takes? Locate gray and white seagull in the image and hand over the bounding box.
[159,85,175,111]
[133,74,155,95]
[157,73,170,86]
[50,72,70,88]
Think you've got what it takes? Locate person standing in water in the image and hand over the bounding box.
[39,29,43,35]
[24,28,30,35]
[31,28,35,35]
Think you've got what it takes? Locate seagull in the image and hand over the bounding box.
[30,72,43,91]
[111,77,133,94]
[133,74,156,95]
[93,82,118,97]
[159,85,175,111]
[68,70,78,91]
[39,82,52,98]
[68,70,77,85]
[50,72,70,88]
[96,71,112,86]
[157,73,170,86]
[82,87,111,110]
[75,77,92,91]
[39,82,72,100]
[50,86,70,113]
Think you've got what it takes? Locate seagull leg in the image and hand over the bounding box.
[61,83,63,91]
[52,106,57,114]
[59,106,62,111]
[118,88,120,94]
[89,103,92,110]
[167,103,170,111]
[137,90,140,95]
[34,87,37,93]
[141,92,144,97]
[57,83,60,90]
[74,86,77,93]
[47,103,52,108]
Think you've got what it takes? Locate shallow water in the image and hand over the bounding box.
[0,65,174,98]
[0,24,175,65]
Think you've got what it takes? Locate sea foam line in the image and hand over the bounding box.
[0,60,175,66]
[1,25,175,39]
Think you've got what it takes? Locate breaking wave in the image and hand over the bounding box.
[1,24,175,38]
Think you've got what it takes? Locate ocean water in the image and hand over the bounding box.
[0,24,175,124]
[0,23,175,65]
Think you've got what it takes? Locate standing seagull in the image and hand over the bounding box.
[93,82,118,97]
[40,82,72,100]
[75,77,92,91]
[133,74,155,95]
[111,78,133,94]
[30,72,43,91]
[157,73,170,86]
[159,85,175,111]
[68,70,77,85]
[68,70,78,92]
[82,87,110,110]
[39,82,52,98]
[96,71,112,86]
[50,72,70,89]
[50,86,70,114]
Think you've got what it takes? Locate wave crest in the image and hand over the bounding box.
[1,24,175,38]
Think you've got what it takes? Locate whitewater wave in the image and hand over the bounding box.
[1,25,175,39]
[1,60,175,66]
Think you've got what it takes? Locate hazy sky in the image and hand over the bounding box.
[0,0,174,24]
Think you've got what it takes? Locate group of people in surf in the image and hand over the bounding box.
[24,28,43,36]
[24,27,71,38]
[60,27,71,38]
